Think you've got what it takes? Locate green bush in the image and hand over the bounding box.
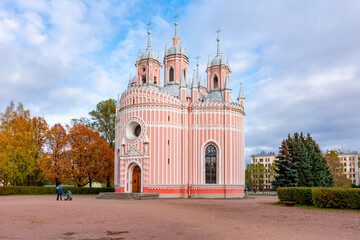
[0,186,114,195]
[312,188,360,209]
[277,187,313,205]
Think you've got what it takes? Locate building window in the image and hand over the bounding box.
[205,145,217,184]
[183,69,186,82]
[169,67,174,82]
[213,75,218,88]
[154,76,157,84]
[142,75,146,83]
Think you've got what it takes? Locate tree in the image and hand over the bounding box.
[245,162,266,192]
[325,151,342,175]
[245,164,255,191]
[88,98,116,151]
[28,116,50,185]
[273,132,333,188]
[273,139,298,188]
[325,151,350,187]
[0,101,38,186]
[63,123,113,187]
[47,123,67,186]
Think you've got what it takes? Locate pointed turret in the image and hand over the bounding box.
[191,69,198,102]
[127,73,132,88]
[180,72,187,87]
[116,94,121,114]
[237,82,245,105]
[191,69,197,88]
[224,75,231,90]
[179,72,187,102]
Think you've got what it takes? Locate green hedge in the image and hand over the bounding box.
[0,186,114,195]
[312,188,360,209]
[277,187,313,205]
[277,187,360,209]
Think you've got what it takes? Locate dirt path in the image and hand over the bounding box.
[0,195,359,239]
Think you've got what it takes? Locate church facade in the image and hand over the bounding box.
[114,21,246,198]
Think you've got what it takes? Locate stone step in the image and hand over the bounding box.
[96,192,159,200]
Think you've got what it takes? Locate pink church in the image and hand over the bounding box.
[114,21,245,198]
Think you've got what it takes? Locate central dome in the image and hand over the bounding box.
[166,45,187,56]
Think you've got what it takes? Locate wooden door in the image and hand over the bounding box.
[132,166,141,193]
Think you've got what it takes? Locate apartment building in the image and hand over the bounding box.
[250,151,277,190]
[337,151,359,185]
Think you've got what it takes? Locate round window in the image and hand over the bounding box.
[142,67,146,72]
[126,121,142,140]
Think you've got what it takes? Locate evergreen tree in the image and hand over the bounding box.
[273,132,333,188]
[273,139,298,187]
[305,134,333,186]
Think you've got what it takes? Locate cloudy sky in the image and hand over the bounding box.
[1,0,359,161]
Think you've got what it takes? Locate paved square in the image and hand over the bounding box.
[0,195,359,239]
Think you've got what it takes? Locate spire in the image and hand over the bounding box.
[146,21,152,49]
[195,55,200,77]
[165,44,168,55]
[180,72,186,87]
[191,69,197,88]
[174,14,178,38]
[224,75,231,89]
[137,49,140,61]
[116,93,120,106]
[207,55,210,68]
[128,74,132,87]
[173,14,180,45]
[237,82,245,100]
[215,28,222,56]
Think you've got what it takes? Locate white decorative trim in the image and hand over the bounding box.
[124,147,143,157]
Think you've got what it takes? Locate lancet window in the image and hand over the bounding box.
[205,145,217,184]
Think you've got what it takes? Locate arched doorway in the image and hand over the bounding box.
[132,165,141,193]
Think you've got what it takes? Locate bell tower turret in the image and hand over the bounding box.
[164,17,189,86]
[206,29,231,92]
[135,21,162,87]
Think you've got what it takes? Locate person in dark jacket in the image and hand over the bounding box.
[56,185,63,201]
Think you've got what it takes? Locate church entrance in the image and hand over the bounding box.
[132,165,141,193]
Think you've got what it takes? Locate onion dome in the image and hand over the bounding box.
[165,20,188,57]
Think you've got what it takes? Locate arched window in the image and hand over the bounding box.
[169,67,174,82]
[213,75,218,88]
[205,145,217,184]
[183,69,186,81]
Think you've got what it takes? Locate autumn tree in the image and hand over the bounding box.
[47,123,67,186]
[28,116,50,185]
[325,151,342,175]
[63,123,113,187]
[325,151,351,187]
[0,101,41,185]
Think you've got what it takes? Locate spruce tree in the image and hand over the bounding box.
[273,139,298,187]
[273,132,333,188]
[293,133,314,187]
[305,134,333,187]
